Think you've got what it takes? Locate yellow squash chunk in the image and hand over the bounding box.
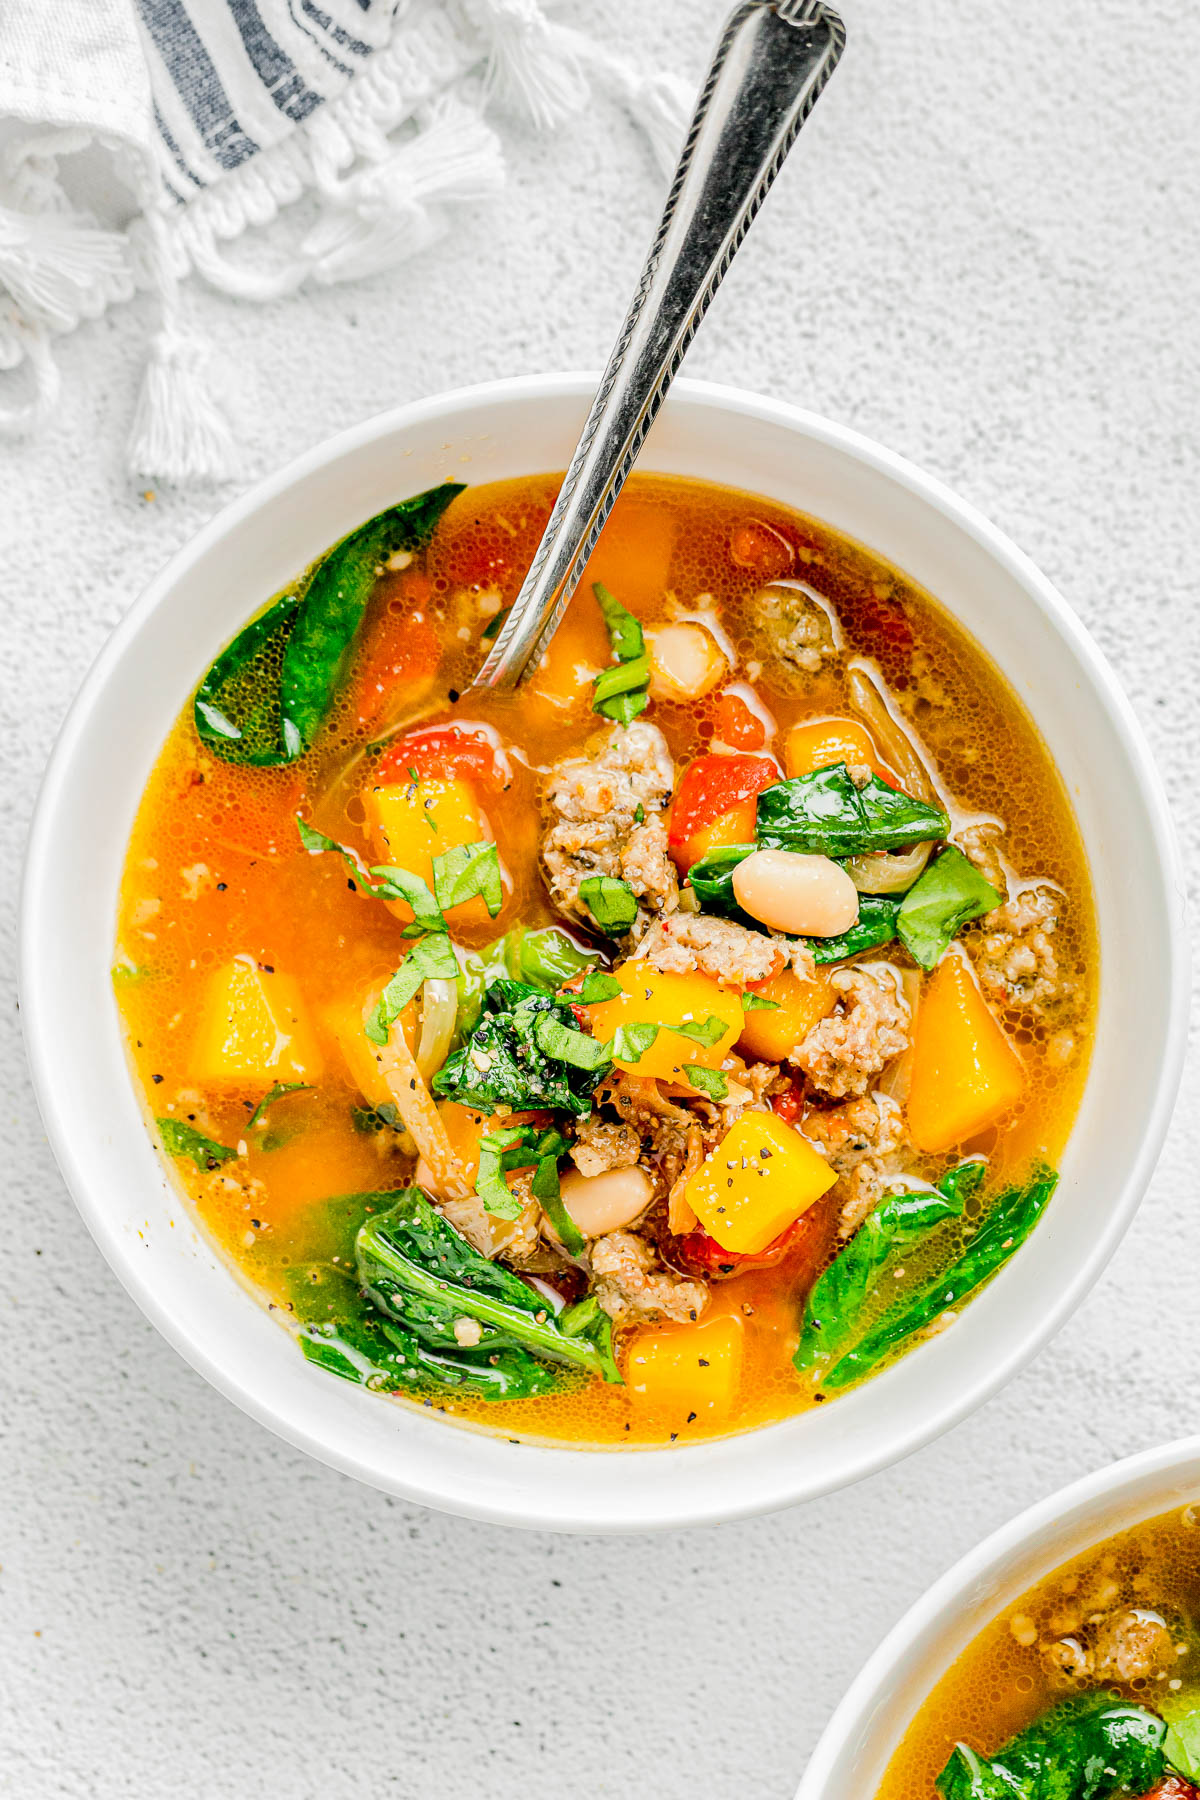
[683,1110,837,1255]
[907,947,1026,1152]
[785,716,882,779]
[192,957,324,1088]
[322,993,416,1110]
[362,775,491,926]
[587,962,743,1086]
[738,967,835,1063]
[625,1314,744,1424]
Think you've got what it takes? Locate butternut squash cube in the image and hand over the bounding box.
[907,947,1026,1152]
[362,775,491,926]
[586,962,743,1086]
[683,1110,837,1255]
[625,1314,744,1424]
[785,716,882,779]
[322,994,403,1110]
[738,968,835,1063]
[192,957,324,1088]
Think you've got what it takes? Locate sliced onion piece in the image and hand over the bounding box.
[844,840,933,895]
[363,994,469,1200]
[416,976,458,1081]
[846,661,937,804]
[876,967,922,1105]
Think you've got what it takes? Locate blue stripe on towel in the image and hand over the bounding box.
[139,0,260,171]
[228,0,325,123]
[297,0,373,62]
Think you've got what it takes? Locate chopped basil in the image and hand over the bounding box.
[476,1126,533,1221]
[579,875,638,934]
[365,935,462,1045]
[432,839,503,918]
[684,1065,728,1099]
[578,969,623,1004]
[351,1102,405,1134]
[157,1117,237,1171]
[741,992,781,1012]
[592,583,650,724]
[480,606,510,642]
[530,1149,586,1258]
[295,814,445,933]
[669,1014,728,1048]
[896,845,1002,969]
[532,1012,611,1071]
[612,1021,659,1063]
[246,1082,311,1129]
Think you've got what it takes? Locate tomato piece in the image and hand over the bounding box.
[349,591,440,729]
[671,1199,832,1280]
[439,502,553,591]
[668,754,776,870]
[771,1082,805,1124]
[377,725,504,791]
[711,690,767,752]
[730,518,793,581]
[852,591,916,661]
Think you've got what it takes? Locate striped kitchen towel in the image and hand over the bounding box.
[0,0,690,482]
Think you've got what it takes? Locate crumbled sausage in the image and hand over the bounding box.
[541,723,678,925]
[803,1092,908,1236]
[570,1116,642,1179]
[632,912,787,986]
[957,819,1008,894]
[1092,1608,1176,1682]
[793,964,911,1100]
[973,885,1069,1015]
[590,1229,709,1324]
[752,581,838,675]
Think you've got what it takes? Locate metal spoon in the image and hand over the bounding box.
[468,0,846,696]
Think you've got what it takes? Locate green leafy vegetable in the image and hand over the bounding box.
[278,482,464,756]
[897,846,1002,969]
[157,1117,238,1171]
[687,843,902,963]
[295,814,445,931]
[742,992,781,1013]
[684,1065,729,1099]
[196,483,462,765]
[795,1161,984,1376]
[432,839,503,918]
[531,1149,586,1259]
[756,764,949,858]
[356,1190,621,1383]
[433,980,609,1116]
[579,969,622,1004]
[365,936,462,1045]
[687,843,754,912]
[454,927,599,1046]
[579,874,639,934]
[669,1014,728,1048]
[612,1021,660,1063]
[351,1102,405,1134]
[476,1126,535,1221]
[246,1082,311,1130]
[807,896,902,963]
[532,1012,611,1070]
[592,582,650,723]
[823,1168,1058,1390]
[1164,1709,1200,1782]
[558,1294,621,1384]
[936,1695,1166,1800]
[480,606,510,642]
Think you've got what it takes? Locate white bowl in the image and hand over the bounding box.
[20,375,1187,1533]
[798,1436,1200,1800]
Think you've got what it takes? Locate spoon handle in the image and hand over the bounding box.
[471,0,846,693]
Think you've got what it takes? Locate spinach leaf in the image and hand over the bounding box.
[756,764,949,858]
[295,814,445,930]
[559,1294,621,1384]
[897,846,1002,969]
[937,1694,1166,1800]
[687,843,902,962]
[687,844,754,912]
[579,874,639,934]
[157,1117,238,1171]
[356,1190,621,1382]
[432,840,503,918]
[684,1065,728,1099]
[456,927,601,1041]
[365,936,461,1045]
[824,1168,1058,1390]
[807,896,902,963]
[246,1082,310,1129]
[194,593,302,765]
[1165,1709,1200,1781]
[795,1161,985,1376]
[432,982,609,1116]
[591,582,650,724]
[279,482,464,755]
[531,1148,586,1259]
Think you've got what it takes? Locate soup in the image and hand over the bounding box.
[113,472,1095,1448]
[879,1505,1200,1800]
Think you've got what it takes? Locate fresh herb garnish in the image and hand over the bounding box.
[433,980,609,1116]
[246,1082,311,1130]
[351,1102,405,1134]
[741,992,781,1012]
[532,1012,612,1070]
[432,839,503,918]
[295,814,445,932]
[480,606,510,642]
[756,764,949,859]
[612,1021,660,1063]
[578,874,638,934]
[578,969,623,1004]
[1164,1709,1200,1783]
[669,1014,728,1048]
[591,582,650,724]
[157,1117,238,1171]
[895,845,1002,969]
[684,1064,728,1100]
[365,935,462,1045]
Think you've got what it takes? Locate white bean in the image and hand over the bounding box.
[557,1164,655,1239]
[732,848,860,937]
[646,623,727,702]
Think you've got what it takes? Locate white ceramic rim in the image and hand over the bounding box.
[796,1435,1200,1800]
[19,374,1189,1531]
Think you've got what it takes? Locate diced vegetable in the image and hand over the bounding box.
[592,583,650,724]
[730,517,793,578]
[896,846,1002,969]
[645,623,727,703]
[362,776,492,927]
[794,1161,983,1376]
[586,963,743,1085]
[937,1694,1166,1800]
[625,1314,745,1423]
[823,1168,1057,1390]
[682,1111,837,1255]
[157,1117,237,1171]
[785,716,884,780]
[191,958,324,1087]
[376,725,504,791]
[907,948,1025,1152]
[668,754,777,873]
[756,764,949,858]
[737,968,835,1062]
[323,994,408,1109]
[711,689,767,751]
[356,1190,621,1383]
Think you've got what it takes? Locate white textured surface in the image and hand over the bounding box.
[4,2,1198,1794]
